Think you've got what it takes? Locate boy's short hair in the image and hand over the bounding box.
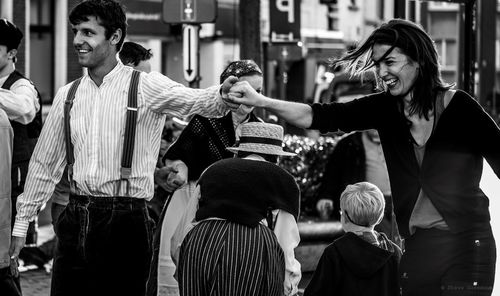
[340,182,385,227]
[69,0,127,51]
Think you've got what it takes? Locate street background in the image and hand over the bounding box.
[2,0,500,295]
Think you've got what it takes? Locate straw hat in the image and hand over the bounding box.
[227,122,296,157]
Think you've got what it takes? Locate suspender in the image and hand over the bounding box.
[64,77,82,194]
[63,70,141,196]
[119,70,141,195]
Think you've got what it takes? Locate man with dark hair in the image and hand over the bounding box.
[119,41,153,73]
[9,1,237,296]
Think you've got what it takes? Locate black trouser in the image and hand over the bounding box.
[400,226,496,296]
[0,266,22,296]
[51,194,155,296]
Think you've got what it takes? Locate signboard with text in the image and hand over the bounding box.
[269,0,301,43]
[122,0,171,35]
[163,0,217,24]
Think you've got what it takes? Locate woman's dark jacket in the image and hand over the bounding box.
[315,133,365,219]
[163,112,260,181]
[310,90,500,237]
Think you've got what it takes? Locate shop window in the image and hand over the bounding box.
[435,39,457,70]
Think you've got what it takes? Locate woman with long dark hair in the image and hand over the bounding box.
[226,19,499,296]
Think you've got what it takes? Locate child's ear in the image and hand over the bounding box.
[7,49,17,60]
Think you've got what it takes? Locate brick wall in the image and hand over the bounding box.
[13,0,26,74]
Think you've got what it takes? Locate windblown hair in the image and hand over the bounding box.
[335,19,452,118]
[340,182,385,228]
[119,42,152,66]
[69,0,127,51]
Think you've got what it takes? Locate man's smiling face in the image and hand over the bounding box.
[72,16,117,70]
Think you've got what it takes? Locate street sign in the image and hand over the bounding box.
[163,0,217,24]
[183,25,199,83]
[269,0,301,43]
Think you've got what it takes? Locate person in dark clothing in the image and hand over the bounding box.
[316,130,402,247]
[119,41,152,73]
[0,18,41,293]
[305,181,401,296]
[171,122,301,296]
[226,18,499,296]
[146,60,263,296]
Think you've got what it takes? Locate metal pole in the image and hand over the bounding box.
[477,0,496,105]
[462,0,476,95]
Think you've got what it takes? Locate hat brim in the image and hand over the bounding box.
[227,146,296,157]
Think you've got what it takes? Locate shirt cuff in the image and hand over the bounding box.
[12,219,29,237]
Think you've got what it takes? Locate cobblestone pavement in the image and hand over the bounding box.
[20,268,51,296]
[18,224,54,296]
[17,224,314,296]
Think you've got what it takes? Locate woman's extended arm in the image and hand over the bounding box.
[226,80,313,129]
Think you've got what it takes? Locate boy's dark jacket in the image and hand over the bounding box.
[304,232,401,296]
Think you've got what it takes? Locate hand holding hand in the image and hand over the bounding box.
[155,160,188,192]
[155,165,179,192]
[166,168,187,192]
[227,81,265,108]
[221,76,241,111]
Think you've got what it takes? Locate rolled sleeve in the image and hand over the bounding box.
[0,79,39,124]
[141,71,227,119]
[12,219,29,238]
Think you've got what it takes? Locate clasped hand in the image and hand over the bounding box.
[220,76,264,110]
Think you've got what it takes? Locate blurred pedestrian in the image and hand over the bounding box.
[147,60,264,296]
[0,18,43,263]
[304,182,401,296]
[9,0,237,296]
[0,109,21,296]
[316,129,402,247]
[119,41,153,73]
[172,122,301,296]
[226,18,500,296]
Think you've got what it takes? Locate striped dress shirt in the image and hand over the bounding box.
[13,61,228,237]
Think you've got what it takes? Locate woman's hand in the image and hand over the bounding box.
[220,76,241,112]
[225,81,268,108]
